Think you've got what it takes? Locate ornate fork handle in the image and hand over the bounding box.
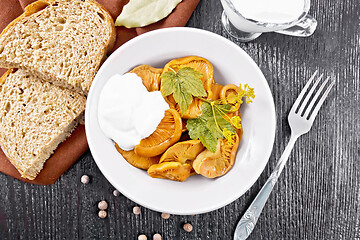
[233,71,334,239]
[233,134,299,240]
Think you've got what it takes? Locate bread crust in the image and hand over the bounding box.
[0,69,86,180]
[0,0,116,180]
[1,0,116,55]
[0,0,116,95]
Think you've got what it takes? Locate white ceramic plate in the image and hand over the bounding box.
[85,27,276,215]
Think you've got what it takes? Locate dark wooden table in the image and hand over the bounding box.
[1,0,359,239]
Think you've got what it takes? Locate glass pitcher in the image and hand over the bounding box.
[220,0,317,41]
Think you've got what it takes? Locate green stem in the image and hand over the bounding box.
[211,102,224,134]
[168,67,177,73]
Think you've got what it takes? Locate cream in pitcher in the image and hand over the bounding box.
[220,0,316,40]
[237,0,304,23]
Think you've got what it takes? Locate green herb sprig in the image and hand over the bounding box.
[161,66,255,152]
[187,84,255,152]
[160,67,207,114]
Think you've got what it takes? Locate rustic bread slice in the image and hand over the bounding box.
[0,69,86,180]
[0,0,116,95]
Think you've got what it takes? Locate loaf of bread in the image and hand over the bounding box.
[0,69,87,180]
[0,0,116,95]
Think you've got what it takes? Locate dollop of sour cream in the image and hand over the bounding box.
[98,73,169,151]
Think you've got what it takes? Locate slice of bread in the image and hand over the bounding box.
[0,0,116,95]
[0,69,86,180]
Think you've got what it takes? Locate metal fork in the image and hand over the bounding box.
[233,71,335,240]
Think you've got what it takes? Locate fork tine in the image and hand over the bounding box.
[308,80,335,121]
[297,73,323,115]
[304,76,329,118]
[291,70,318,113]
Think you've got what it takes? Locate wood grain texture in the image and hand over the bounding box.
[0,0,359,239]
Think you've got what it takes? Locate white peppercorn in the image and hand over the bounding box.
[183,223,193,232]
[161,212,170,219]
[98,200,108,210]
[138,234,147,240]
[80,175,89,184]
[98,210,107,219]
[133,206,141,215]
[113,190,120,197]
[153,233,162,240]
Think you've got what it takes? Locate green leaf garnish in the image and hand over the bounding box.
[186,117,219,153]
[186,83,255,152]
[160,67,207,113]
[187,102,236,152]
